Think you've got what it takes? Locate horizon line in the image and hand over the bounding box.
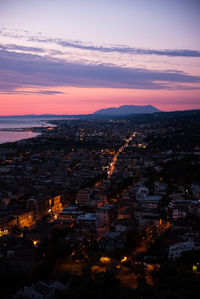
[1,108,200,117]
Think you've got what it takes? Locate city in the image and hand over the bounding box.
[0,1,200,298]
[0,110,200,298]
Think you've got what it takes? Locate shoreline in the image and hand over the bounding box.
[0,121,57,145]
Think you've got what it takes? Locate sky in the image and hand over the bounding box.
[0,0,200,115]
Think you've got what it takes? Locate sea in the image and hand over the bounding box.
[0,117,57,144]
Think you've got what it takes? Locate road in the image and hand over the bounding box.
[107,132,137,178]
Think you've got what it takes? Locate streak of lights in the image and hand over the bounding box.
[107,132,137,178]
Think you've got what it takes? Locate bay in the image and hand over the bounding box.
[0,117,56,144]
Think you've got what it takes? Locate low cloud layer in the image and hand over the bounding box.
[0,48,200,94]
[0,43,45,53]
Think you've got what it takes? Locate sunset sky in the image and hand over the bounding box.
[0,0,200,115]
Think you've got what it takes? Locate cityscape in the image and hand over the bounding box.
[0,110,200,298]
[0,1,200,298]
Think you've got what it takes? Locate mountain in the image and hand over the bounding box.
[93,105,160,115]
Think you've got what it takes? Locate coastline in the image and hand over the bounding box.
[0,121,57,145]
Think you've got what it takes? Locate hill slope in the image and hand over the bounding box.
[94,105,160,115]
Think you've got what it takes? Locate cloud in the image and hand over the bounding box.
[28,35,200,57]
[0,48,200,94]
[5,44,45,53]
[0,89,64,95]
[1,28,200,57]
[55,40,200,58]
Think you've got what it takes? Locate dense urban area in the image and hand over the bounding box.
[0,110,200,298]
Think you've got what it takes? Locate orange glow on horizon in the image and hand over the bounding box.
[0,87,200,115]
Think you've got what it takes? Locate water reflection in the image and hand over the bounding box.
[0,131,41,144]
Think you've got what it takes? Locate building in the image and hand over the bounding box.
[76,188,91,206]
[168,199,190,219]
[154,181,168,196]
[138,196,162,210]
[189,201,200,218]
[27,197,50,220]
[14,209,35,229]
[168,241,200,260]
[58,205,83,225]
[191,184,200,200]
[136,187,149,201]
[50,195,62,216]
[97,204,117,227]
[14,281,55,299]
[0,212,16,234]
[140,213,161,229]
[76,213,99,233]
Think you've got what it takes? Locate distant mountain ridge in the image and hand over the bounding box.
[93,105,160,115]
